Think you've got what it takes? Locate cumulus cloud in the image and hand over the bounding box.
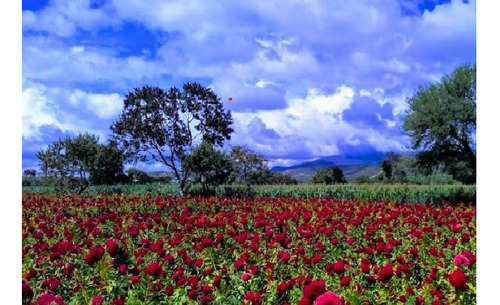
[22,81,77,141]
[22,0,476,164]
[69,89,123,119]
[22,0,117,37]
[231,85,407,160]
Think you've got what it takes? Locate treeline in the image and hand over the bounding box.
[25,63,476,195]
[25,136,298,196]
[25,83,298,196]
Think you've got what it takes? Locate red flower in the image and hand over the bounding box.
[377,264,393,283]
[461,250,476,265]
[234,258,246,270]
[119,264,127,274]
[454,254,470,267]
[448,269,468,290]
[105,239,119,257]
[188,288,199,300]
[278,251,291,263]
[64,264,76,277]
[145,262,163,277]
[332,261,345,274]
[130,276,141,284]
[277,282,289,296]
[195,258,204,268]
[84,245,105,265]
[340,276,351,287]
[201,295,214,304]
[165,285,174,296]
[202,285,212,295]
[213,275,222,289]
[312,254,323,264]
[49,279,62,291]
[22,283,33,301]
[244,291,263,305]
[315,291,343,305]
[92,296,104,305]
[242,273,252,281]
[26,269,37,281]
[111,299,124,305]
[303,280,326,301]
[32,294,66,305]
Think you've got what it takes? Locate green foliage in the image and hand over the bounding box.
[266,172,298,185]
[355,175,372,184]
[312,166,346,184]
[403,63,476,184]
[182,141,232,196]
[381,160,392,182]
[37,133,126,193]
[88,141,127,185]
[227,145,295,196]
[23,169,37,177]
[228,145,268,185]
[380,152,412,183]
[37,133,96,193]
[110,83,234,195]
[22,183,476,204]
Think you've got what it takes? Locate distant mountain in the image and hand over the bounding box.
[271,153,386,182]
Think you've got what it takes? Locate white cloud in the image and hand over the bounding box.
[231,85,406,159]
[22,81,74,141]
[22,80,117,142]
[70,90,123,119]
[22,0,475,161]
[22,0,117,37]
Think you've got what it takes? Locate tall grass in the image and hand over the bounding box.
[23,183,475,204]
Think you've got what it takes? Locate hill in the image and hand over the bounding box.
[271,153,385,182]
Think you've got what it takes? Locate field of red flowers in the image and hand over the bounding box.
[22,193,476,305]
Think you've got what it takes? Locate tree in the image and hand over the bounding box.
[381,152,402,183]
[182,141,232,195]
[88,141,127,185]
[312,166,346,184]
[38,133,99,193]
[110,83,233,195]
[37,134,126,193]
[228,146,268,185]
[381,160,393,182]
[23,169,37,177]
[403,63,476,184]
[267,172,298,185]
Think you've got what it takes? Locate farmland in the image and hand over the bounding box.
[22,192,476,304]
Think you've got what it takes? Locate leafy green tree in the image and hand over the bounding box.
[381,152,404,183]
[111,83,233,195]
[126,168,152,183]
[37,134,126,193]
[312,166,346,184]
[23,169,37,177]
[267,172,298,185]
[403,63,476,184]
[228,146,268,184]
[182,141,232,195]
[381,160,393,182]
[37,134,98,193]
[355,175,372,184]
[89,141,127,185]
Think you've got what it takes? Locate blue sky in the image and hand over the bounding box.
[21,0,476,171]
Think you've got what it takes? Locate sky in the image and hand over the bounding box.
[21,0,476,171]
